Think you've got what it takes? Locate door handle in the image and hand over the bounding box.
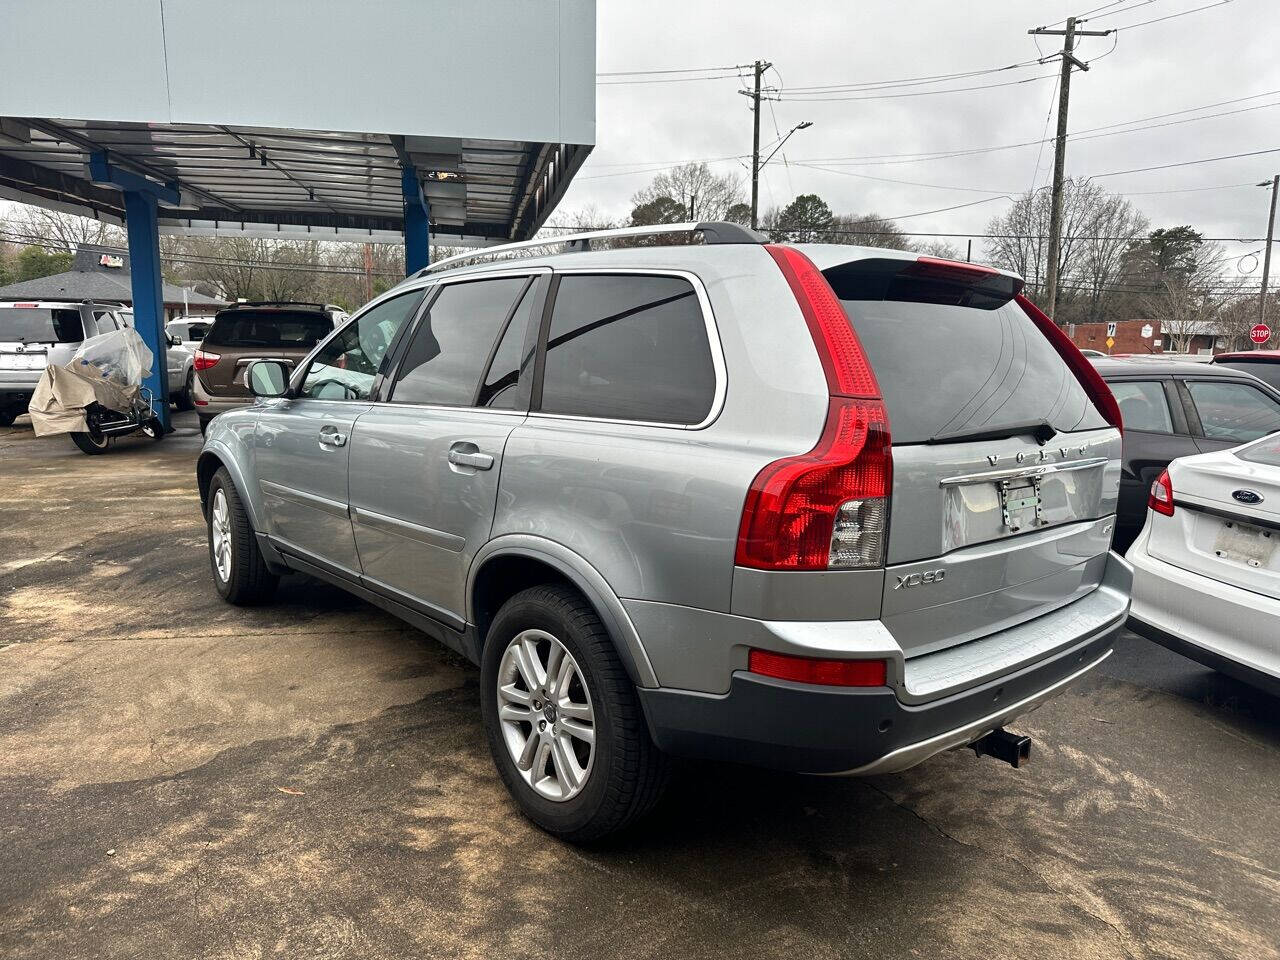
[318,428,347,448]
[448,445,494,470]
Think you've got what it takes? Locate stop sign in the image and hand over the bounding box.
[1251,323,1271,345]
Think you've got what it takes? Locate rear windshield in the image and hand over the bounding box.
[203,311,331,348]
[1237,433,1280,467]
[825,259,1107,444]
[0,308,84,343]
[1213,360,1280,392]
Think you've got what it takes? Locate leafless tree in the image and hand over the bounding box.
[10,206,124,251]
[630,163,744,222]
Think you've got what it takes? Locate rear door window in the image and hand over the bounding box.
[0,308,84,343]
[1185,380,1280,443]
[204,311,333,348]
[389,277,528,406]
[538,274,716,425]
[824,258,1107,444]
[1108,381,1173,433]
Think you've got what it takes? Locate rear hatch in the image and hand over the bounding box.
[0,305,84,376]
[814,252,1120,658]
[196,309,333,397]
[1149,440,1280,600]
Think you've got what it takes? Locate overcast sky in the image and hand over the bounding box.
[565,0,1279,271]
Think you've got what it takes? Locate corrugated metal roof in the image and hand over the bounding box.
[0,120,589,245]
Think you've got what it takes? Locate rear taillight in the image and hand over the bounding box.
[193,349,220,371]
[1149,468,1175,516]
[765,245,880,398]
[748,649,888,687]
[1016,294,1123,434]
[738,247,891,570]
[737,398,891,570]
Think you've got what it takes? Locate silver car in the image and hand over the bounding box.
[196,223,1132,840]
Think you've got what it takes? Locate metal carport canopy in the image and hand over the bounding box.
[0,0,596,246]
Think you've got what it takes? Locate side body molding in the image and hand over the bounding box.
[468,535,659,688]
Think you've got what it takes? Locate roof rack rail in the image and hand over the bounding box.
[415,220,766,277]
[227,300,330,310]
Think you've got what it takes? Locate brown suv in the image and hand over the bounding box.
[192,302,345,432]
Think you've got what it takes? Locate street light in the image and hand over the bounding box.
[760,121,814,171]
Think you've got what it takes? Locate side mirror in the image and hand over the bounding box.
[167,333,182,347]
[247,359,290,398]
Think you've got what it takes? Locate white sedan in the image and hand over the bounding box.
[1127,433,1280,694]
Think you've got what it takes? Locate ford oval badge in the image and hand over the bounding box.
[1232,489,1264,505]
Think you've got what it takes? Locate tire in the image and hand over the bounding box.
[0,410,15,428]
[481,584,669,842]
[207,466,278,605]
[70,429,110,455]
[174,370,196,411]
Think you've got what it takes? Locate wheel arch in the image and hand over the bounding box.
[468,536,659,688]
[196,442,263,532]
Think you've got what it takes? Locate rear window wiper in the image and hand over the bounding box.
[927,419,1057,445]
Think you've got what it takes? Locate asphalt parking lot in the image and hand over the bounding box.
[2,411,1279,960]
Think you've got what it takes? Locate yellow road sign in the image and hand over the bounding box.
[1106,336,1115,349]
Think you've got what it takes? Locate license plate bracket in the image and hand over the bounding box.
[998,477,1044,532]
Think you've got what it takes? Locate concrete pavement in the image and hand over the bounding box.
[2,412,1278,960]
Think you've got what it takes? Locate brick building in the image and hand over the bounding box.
[1067,318,1163,356]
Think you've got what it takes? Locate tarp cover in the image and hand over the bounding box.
[27,364,140,436]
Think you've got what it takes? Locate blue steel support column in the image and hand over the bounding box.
[122,190,170,427]
[89,152,180,430]
[402,165,430,276]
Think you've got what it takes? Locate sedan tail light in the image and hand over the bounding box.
[1149,468,1175,516]
[193,349,221,371]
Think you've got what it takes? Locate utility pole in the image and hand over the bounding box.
[1259,174,1278,328]
[1028,17,1112,321]
[740,60,772,230]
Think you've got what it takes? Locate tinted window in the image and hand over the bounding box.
[1186,380,1280,443]
[1109,381,1172,433]
[478,281,537,409]
[0,308,83,343]
[391,277,526,406]
[300,291,423,400]
[827,261,1107,444]
[1213,360,1280,391]
[188,322,209,342]
[204,310,333,348]
[540,274,715,424]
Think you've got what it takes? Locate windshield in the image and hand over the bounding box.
[0,308,84,344]
[203,311,332,348]
[825,259,1107,444]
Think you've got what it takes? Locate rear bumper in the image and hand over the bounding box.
[1127,526,1280,693]
[192,374,252,416]
[636,550,1131,775]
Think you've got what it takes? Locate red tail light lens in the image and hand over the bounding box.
[740,246,892,571]
[736,397,892,570]
[193,349,220,371]
[765,244,880,399]
[1149,468,1175,516]
[748,649,888,687]
[1015,293,1123,434]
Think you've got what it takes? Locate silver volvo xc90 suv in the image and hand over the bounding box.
[197,222,1132,841]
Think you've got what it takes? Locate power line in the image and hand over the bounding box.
[596,64,749,77]
[1110,0,1234,30]
[1089,147,1280,178]
[774,72,1059,102]
[779,58,1044,94]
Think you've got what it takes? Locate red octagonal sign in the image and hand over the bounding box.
[1251,323,1271,345]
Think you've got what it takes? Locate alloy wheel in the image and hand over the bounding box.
[496,628,596,801]
[210,489,232,583]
